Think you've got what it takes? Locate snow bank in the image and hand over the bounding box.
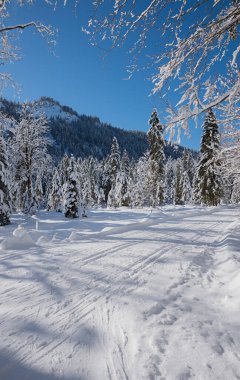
[1,225,35,250]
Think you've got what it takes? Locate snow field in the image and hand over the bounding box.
[0,206,239,379]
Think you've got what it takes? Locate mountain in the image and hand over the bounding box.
[0,97,194,161]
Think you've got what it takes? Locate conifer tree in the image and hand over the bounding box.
[164,158,175,204]
[63,155,79,218]
[181,169,192,204]
[47,168,62,212]
[115,150,131,207]
[174,159,184,205]
[109,136,120,186]
[182,149,195,187]
[59,154,70,186]
[147,109,165,207]
[0,135,11,225]
[195,108,222,206]
[101,156,112,204]
[131,153,149,207]
[106,137,120,206]
[34,174,44,210]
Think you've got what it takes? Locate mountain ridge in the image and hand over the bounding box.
[0,96,195,161]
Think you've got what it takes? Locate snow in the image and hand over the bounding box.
[0,205,240,379]
[35,103,79,123]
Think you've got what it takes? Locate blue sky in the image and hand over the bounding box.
[2,2,203,150]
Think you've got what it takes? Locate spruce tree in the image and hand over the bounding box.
[195,108,222,206]
[34,174,43,210]
[115,150,131,207]
[63,155,79,218]
[147,109,165,207]
[182,149,195,187]
[59,154,70,186]
[101,157,112,204]
[106,137,120,206]
[109,136,120,185]
[0,135,11,225]
[131,152,149,207]
[164,158,175,204]
[174,159,184,205]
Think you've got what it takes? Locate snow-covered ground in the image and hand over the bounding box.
[0,205,240,380]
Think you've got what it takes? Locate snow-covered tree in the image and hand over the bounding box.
[103,137,121,207]
[194,109,222,206]
[130,153,149,207]
[0,2,55,90]
[115,150,131,207]
[63,155,79,218]
[182,149,195,188]
[109,136,120,185]
[85,1,240,136]
[10,105,50,214]
[147,109,165,207]
[173,159,184,206]
[180,150,195,203]
[59,154,70,186]
[101,157,112,204]
[164,158,175,205]
[181,169,192,204]
[220,126,240,204]
[78,157,100,207]
[0,134,11,225]
[48,168,62,212]
[34,174,44,210]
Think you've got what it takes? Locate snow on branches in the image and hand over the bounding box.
[84,0,240,137]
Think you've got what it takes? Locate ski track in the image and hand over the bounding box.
[0,206,240,379]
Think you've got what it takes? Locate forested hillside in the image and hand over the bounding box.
[0,97,190,161]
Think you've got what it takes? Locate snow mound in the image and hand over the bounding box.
[68,231,79,241]
[1,225,35,250]
[36,235,50,246]
[13,224,27,238]
[51,233,60,242]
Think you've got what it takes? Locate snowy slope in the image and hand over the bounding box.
[32,98,79,123]
[0,206,240,380]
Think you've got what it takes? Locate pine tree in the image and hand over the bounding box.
[0,135,11,225]
[147,109,165,207]
[195,108,222,206]
[63,155,79,218]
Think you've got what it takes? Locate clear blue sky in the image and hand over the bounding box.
[3,2,203,150]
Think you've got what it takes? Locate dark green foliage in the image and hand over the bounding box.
[0,98,194,163]
[174,160,184,205]
[195,108,222,206]
[147,109,165,206]
[0,136,11,225]
[64,156,79,218]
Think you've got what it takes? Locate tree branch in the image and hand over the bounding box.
[0,22,44,34]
